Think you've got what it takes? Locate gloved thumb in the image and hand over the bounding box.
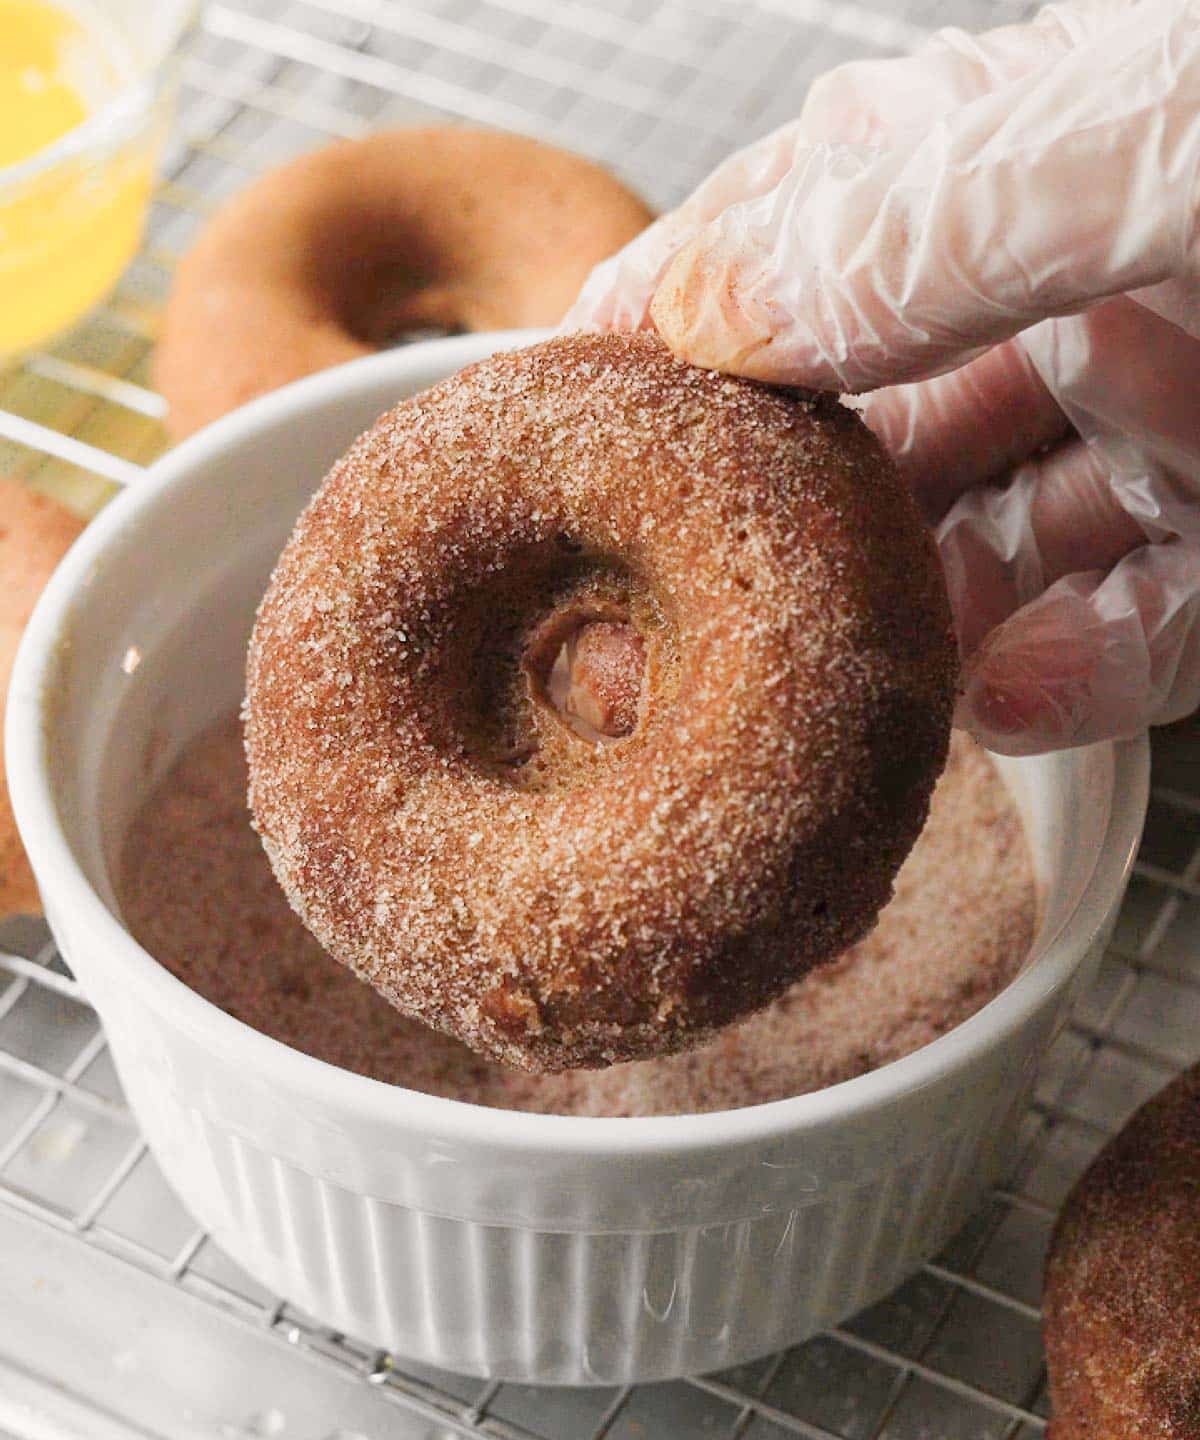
[649,0,1200,391]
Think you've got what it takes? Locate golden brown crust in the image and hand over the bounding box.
[1044,1063,1200,1440]
[0,480,84,917]
[244,333,958,1071]
[155,128,653,439]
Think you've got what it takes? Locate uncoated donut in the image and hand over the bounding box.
[0,480,84,917]
[155,128,653,438]
[245,333,958,1072]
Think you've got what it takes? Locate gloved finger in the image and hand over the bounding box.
[1027,442,1148,585]
[798,0,1126,148]
[864,294,1200,528]
[960,540,1200,754]
[1019,297,1200,541]
[938,437,1147,658]
[858,336,1069,521]
[563,120,809,332]
[650,0,1200,390]
[569,0,1130,333]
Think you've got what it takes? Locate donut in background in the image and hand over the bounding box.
[0,479,84,917]
[155,128,653,438]
[1044,1062,1200,1439]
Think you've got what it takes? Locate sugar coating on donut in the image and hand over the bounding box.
[1044,1063,1200,1440]
[245,332,958,1071]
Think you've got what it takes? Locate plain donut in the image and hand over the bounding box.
[155,128,653,438]
[0,479,84,917]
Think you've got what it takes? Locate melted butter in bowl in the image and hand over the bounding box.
[0,0,184,359]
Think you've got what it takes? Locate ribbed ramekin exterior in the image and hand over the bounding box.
[78,941,1075,1384]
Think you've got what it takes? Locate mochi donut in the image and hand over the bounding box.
[0,479,84,916]
[1044,1062,1200,1439]
[155,128,653,438]
[245,333,958,1072]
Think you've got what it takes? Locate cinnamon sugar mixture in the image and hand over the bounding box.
[118,719,1035,1116]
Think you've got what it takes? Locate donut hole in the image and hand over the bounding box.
[440,544,675,792]
[305,224,472,349]
[336,258,468,348]
[381,321,467,346]
[525,607,645,744]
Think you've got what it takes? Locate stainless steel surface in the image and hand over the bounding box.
[1,1,1196,1436]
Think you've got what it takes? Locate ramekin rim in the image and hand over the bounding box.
[6,335,1150,1159]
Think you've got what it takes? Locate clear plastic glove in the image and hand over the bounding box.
[565,0,1200,755]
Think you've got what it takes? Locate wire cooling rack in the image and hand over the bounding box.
[2,1,1198,1436]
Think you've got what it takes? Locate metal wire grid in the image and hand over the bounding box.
[0,1,1196,1436]
[6,743,1200,1440]
[0,0,1039,512]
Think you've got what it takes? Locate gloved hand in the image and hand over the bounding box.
[565,0,1200,755]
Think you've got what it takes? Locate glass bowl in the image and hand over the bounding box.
[0,0,197,356]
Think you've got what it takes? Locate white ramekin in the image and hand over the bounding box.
[7,334,1148,1385]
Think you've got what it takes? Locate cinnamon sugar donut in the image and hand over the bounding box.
[1044,1062,1200,1439]
[155,129,652,439]
[245,333,958,1071]
[0,479,84,916]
